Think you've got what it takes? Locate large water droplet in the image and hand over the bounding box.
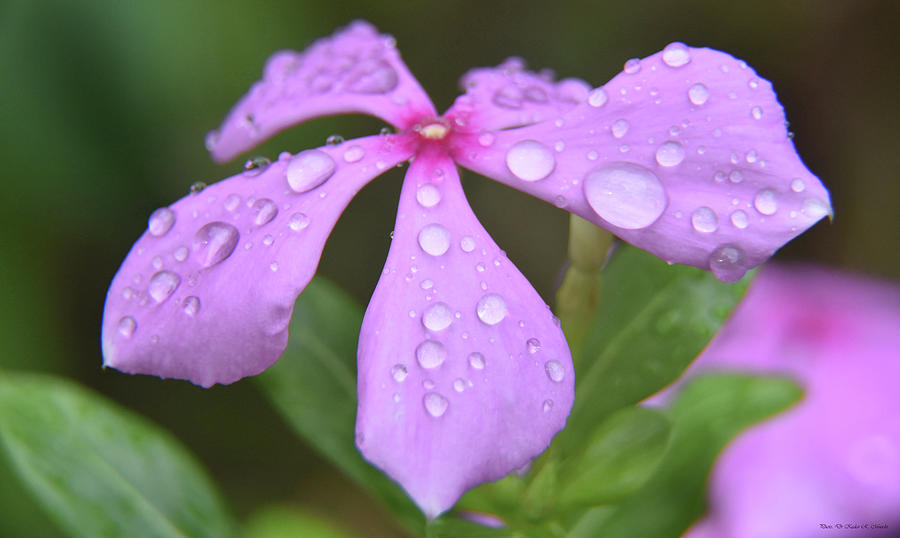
[469,352,486,370]
[688,83,709,105]
[416,183,441,208]
[423,302,453,332]
[391,364,408,382]
[588,88,608,107]
[611,119,629,139]
[286,150,335,193]
[506,140,555,182]
[148,208,175,237]
[709,244,747,282]
[251,198,278,226]
[117,316,136,338]
[416,340,446,369]
[288,212,310,231]
[753,189,778,215]
[801,197,830,220]
[655,141,685,167]
[193,222,240,267]
[545,360,565,382]
[583,162,667,230]
[476,293,508,325]
[730,210,749,229]
[662,42,691,67]
[182,296,200,316]
[691,207,719,233]
[347,60,398,94]
[148,270,181,303]
[418,224,450,256]
[423,392,449,418]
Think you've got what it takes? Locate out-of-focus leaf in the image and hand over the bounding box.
[242,505,351,538]
[561,245,752,453]
[0,373,235,538]
[426,515,541,538]
[255,277,423,533]
[570,373,802,538]
[557,406,670,507]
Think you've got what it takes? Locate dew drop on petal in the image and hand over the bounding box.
[182,295,200,317]
[751,106,763,120]
[347,60,398,94]
[476,293,508,325]
[418,224,450,256]
[416,183,441,208]
[453,379,466,393]
[423,302,453,332]
[730,210,749,229]
[288,212,310,231]
[420,279,434,290]
[545,360,565,382]
[189,181,207,194]
[117,316,136,338]
[148,208,175,237]
[662,42,691,67]
[526,338,541,354]
[791,178,806,193]
[242,156,271,177]
[460,236,476,253]
[148,270,181,303]
[423,392,449,417]
[802,198,830,219]
[542,399,554,412]
[325,134,344,146]
[193,222,239,267]
[224,194,241,212]
[611,119,629,139]
[655,141,685,167]
[343,145,365,163]
[588,88,608,107]
[624,58,641,74]
[709,244,747,282]
[583,162,667,230]
[691,207,719,233]
[754,189,778,215]
[468,352,486,370]
[478,133,496,147]
[416,340,446,369]
[391,364,408,382]
[506,140,555,182]
[251,198,278,226]
[688,83,709,105]
[286,150,335,192]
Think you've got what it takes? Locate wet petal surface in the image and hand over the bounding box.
[102,135,412,387]
[454,45,831,280]
[206,21,435,162]
[355,151,573,518]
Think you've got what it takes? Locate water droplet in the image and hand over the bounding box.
[391,364,408,382]
[325,134,344,146]
[117,316,136,338]
[193,222,240,267]
[688,83,709,105]
[468,352,486,370]
[746,150,758,163]
[545,360,565,382]
[587,150,599,161]
[189,182,206,194]
[251,198,278,226]
[729,170,744,183]
[418,224,450,256]
[526,338,541,354]
[288,212,310,231]
[416,183,441,208]
[730,210,749,229]
[242,156,271,176]
[753,189,778,215]
[182,296,200,316]
[224,194,241,212]
[286,150,335,193]
[148,270,181,303]
[423,392,448,417]
[420,279,434,290]
[173,246,189,262]
[662,42,691,67]
[416,340,446,369]
[801,198,829,219]
[423,379,435,389]
[492,84,524,108]
[453,379,466,392]
[460,236,475,253]
[751,106,763,120]
[791,178,806,192]
[709,244,747,282]
[611,119,629,138]
[506,140,555,182]
[347,60,398,94]
[262,234,274,246]
[476,293,508,325]
[478,133,495,147]
[655,141,685,167]
[343,145,365,163]
[542,399,554,412]
[148,208,175,237]
[151,255,163,270]
[423,302,453,332]
[588,88,608,107]
[624,58,641,74]
[269,261,278,272]
[583,162,667,229]
[691,207,718,233]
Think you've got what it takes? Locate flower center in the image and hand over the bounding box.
[414,118,451,140]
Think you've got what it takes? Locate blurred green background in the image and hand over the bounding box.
[1,0,897,536]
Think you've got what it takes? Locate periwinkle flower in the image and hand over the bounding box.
[101,21,830,517]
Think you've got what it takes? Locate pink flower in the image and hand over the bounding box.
[101,21,830,517]
[662,266,900,537]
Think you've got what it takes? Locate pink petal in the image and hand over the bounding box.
[355,150,573,518]
[101,135,413,387]
[205,21,436,162]
[453,44,831,281]
[449,57,589,131]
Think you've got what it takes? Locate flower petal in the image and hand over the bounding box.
[453,44,831,281]
[206,20,436,162]
[101,135,412,387]
[355,150,573,518]
[448,58,589,131]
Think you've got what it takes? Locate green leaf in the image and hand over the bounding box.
[255,277,423,533]
[0,373,235,538]
[426,515,548,538]
[557,406,670,507]
[570,373,802,538]
[242,506,351,538]
[562,245,752,453]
